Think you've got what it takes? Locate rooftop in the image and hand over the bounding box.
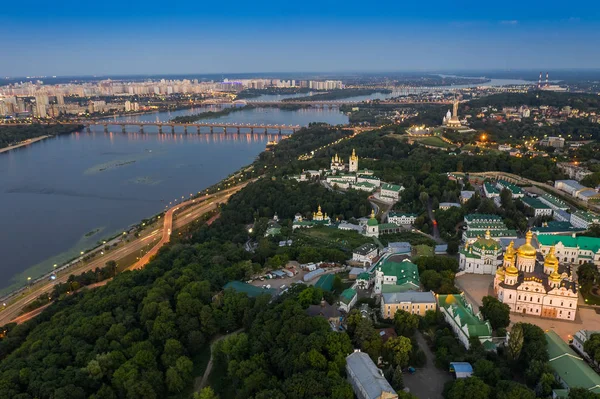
[340,288,357,304]
[438,294,492,338]
[382,291,436,304]
[537,235,600,253]
[465,213,503,223]
[314,274,335,291]
[378,259,420,288]
[354,243,378,255]
[381,183,402,192]
[224,281,276,297]
[346,351,397,399]
[522,197,551,210]
[546,331,600,394]
[556,180,587,191]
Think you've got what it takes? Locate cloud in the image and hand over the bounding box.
[500,20,518,25]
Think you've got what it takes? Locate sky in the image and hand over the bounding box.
[1,0,599,77]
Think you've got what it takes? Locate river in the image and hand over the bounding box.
[0,107,348,294]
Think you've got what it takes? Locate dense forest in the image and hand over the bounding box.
[467,91,600,112]
[234,87,312,100]
[170,107,248,123]
[0,124,83,149]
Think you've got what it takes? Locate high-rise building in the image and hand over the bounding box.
[34,95,47,118]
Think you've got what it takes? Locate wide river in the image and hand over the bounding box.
[0,107,347,294]
[0,77,530,294]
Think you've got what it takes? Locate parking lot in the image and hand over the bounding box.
[248,267,345,291]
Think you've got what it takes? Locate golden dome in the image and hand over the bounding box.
[544,246,559,269]
[504,241,516,261]
[496,267,506,280]
[549,269,562,283]
[505,258,519,277]
[517,231,537,259]
[350,149,358,161]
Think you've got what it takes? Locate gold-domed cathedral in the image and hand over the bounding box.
[493,231,578,321]
[330,154,345,172]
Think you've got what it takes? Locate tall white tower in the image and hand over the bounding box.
[349,149,358,173]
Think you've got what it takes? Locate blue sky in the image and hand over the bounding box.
[1,0,599,76]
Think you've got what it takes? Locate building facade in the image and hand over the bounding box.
[537,234,600,266]
[381,291,436,319]
[459,231,503,275]
[494,232,578,321]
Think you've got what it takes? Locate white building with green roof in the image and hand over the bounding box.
[357,174,381,187]
[339,288,358,312]
[545,330,600,396]
[459,230,503,274]
[380,183,404,202]
[352,181,377,192]
[522,197,553,217]
[570,210,600,229]
[388,212,418,225]
[437,293,494,350]
[496,180,525,198]
[374,258,420,295]
[463,214,517,243]
[537,234,600,266]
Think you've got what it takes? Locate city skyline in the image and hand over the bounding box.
[2,0,599,76]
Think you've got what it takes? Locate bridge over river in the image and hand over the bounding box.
[83,121,300,135]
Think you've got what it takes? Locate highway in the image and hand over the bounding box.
[0,182,249,326]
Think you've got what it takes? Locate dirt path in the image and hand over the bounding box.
[194,328,244,392]
[404,331,450,399]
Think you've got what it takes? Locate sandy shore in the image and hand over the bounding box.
[0,135,51,154]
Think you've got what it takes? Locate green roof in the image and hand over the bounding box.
[379,222,400,230]
[389,212,418,218]
[357,272,370,280]
[464,229,517,239]
[378,259,420,287]
[438,294,492,338]
[340,288,357,304]
[572,210,600,224]
[540,194,568,209]
[224,281,275,297]
[484,182,500,194]
[357,174,380,180]
[367,217,379,226]
[464,214,503,223]
[381,183,402,192]
[522,197,551,210]
[537,235,600,253]
[353,181,376,188]
[314,274,335,291]
[498,180,523,194]
[472,236,501,250]
[546,331,600,393]
[382,283,419,293]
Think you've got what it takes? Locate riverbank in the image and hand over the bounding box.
[0,135,51,153]
[170,105,252,123]
[285,88,392,102]
[0,123,84,153]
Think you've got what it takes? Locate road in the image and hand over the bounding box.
[0,183,249,326]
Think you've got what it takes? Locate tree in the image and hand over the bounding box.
[479,296,510,330]
[473,359,500,386]
[194,387,219,399]
[392,366,404,390]
[384,336,412,368]
[507,324,524,361]
[446,377,491,399]
[393,310,419,337]
[584,333,600,364]
[420,270,442,292]
[568,388,600,399]
[578,263,599,290]
[495,380,536,399]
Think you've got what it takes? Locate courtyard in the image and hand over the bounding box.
[455,273,600,343]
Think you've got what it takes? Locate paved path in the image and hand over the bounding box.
[1,183,249,326]
[194,328,244,392]
[0,135,51,153]
[404,331,450,399]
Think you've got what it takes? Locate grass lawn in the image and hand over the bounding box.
[582,287,600,306]
[379,232,436,247]
[414,244,434,257]
[296,226,375,250]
